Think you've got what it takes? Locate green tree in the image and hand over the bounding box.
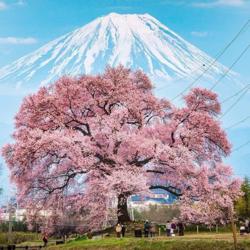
[235,177,250,218]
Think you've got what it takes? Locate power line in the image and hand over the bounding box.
[155,64,208,92]
[225,115,250,130]
[232,140,250,152]
[163,45,250,123]
[220,84,250,118]
[221,84,250,104]
[171,19,250,101]
[210,44,250,90]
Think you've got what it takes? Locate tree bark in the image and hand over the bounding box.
[117,194,131,223]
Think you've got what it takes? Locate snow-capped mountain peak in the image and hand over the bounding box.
[0,13,232,90]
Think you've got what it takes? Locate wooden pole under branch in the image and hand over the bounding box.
[230,208,237,250]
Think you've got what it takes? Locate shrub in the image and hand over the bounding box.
[75,235,88,241]
[0,232,39,244]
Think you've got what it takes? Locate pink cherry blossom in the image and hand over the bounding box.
[2,66,241,232]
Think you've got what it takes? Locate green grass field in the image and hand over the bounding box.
[43,233,250,250]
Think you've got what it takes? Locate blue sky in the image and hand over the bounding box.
[0,0,250,196]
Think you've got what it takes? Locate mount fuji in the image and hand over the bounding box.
[0,13,239,95]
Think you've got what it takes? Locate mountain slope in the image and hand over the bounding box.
[0,13,233,90]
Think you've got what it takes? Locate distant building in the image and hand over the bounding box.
[0,196,26,222]
[0,206,26,222]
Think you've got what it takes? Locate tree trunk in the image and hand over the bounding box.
[117,194,131,223]
[231,218,237,250]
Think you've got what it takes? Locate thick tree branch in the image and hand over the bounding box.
[128,156,153,166]
[150,185,182,197]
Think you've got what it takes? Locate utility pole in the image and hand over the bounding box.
[196,225,199,234]
[230,210,237,250]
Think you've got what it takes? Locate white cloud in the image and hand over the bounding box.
[0,1,7,10]
[0,37,37,45]
[0,0,26,10]
[15,0,26,6]
[191,31,209,37]
[192,0,246,8]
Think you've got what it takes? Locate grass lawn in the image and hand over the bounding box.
[44,233,250,250]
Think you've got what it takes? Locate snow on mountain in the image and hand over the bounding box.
[0,13,236,92]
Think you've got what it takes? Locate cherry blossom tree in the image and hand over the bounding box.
[179,164,241,226]
[2,66,241,231]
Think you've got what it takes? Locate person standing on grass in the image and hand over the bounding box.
[121,224,126,237]
[116,223,122,238]
[177,222,184,236]
[87,229,93,239]
[42,233,48,247]
[144,220,150,237]
[149,223,156,237]
[170,222,176,236]
[166,221,171,237]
